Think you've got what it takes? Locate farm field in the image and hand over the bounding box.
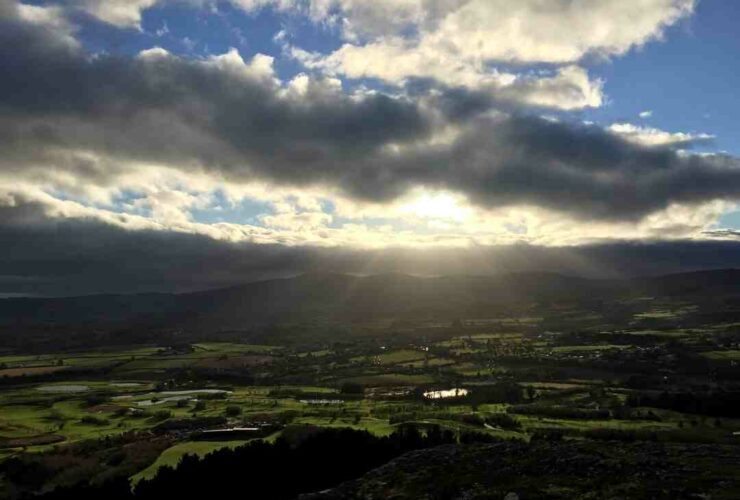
[1,300,740,498]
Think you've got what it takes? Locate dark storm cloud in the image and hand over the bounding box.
[2,2,740,222]
[0,6,431,191]
[3,200,740,296]
[0,200,313,295]
[425,117,740,220]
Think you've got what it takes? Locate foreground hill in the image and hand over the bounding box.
[307,439,740,499]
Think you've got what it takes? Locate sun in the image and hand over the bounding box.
[403,190,470,221]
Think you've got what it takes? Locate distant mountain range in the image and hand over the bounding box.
[1,269,739,331]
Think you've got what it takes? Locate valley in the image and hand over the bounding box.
[1,271,739,498]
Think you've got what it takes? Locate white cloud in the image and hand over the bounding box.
[292,41,604,110]
[137,46,171,59]
[498,66,604,110]
[428,0,693,63]
[639,110,653,119]
[206,49,278,84]
[34,0,698,64]
[74,0,158,28]
[155,20,169,37]
[280,0,694,109]
[29,0,693,111]
[16,3,78,46]
[608,123,714,147]
[234,0,694,61]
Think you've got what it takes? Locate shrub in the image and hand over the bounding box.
[530,429,565,441]
[340,382,364,395]
[80,416,109,426]
[150,410,172,422]
[84,394,110,407]
[485,413,521,430]
[458,413,484,427]
[224,405,242,417]
[508,405,610,420]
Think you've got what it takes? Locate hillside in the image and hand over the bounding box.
[0,269,739,334]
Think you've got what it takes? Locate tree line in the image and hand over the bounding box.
[31,424,462,500]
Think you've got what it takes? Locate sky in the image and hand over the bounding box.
[3,0,740,296]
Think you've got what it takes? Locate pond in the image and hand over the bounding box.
[134,389,232,406]
[137,395,193,407]
[36,384,90,393]
[423,388,468,399]
[157,389,231,396]
[202,427,260,433]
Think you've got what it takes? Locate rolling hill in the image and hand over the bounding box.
[1,270,739,334]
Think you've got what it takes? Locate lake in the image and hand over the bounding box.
[135,389,232,406]
[423,388,468,399]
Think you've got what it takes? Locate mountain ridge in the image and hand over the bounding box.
[1,269,739,331]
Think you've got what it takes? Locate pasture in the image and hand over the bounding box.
[1,325,739,496]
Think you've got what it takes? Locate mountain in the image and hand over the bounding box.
[1,269,739,333]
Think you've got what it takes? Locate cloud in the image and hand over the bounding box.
[16,3,76,38]
[292,44,605,110]
[2,0,740,274]
[703,229,740,240]
[3,173,727,254]
[49,0,696,56]
[47,0,158,29]
[249,0,695,62]
[34,1,693,110]
[639,110,654,119]
[3,196,740,296]
[607,123,714,148]
[2,3,740,231]
[496,66,604,110]
[278,0,693,108]
[3,0,739,298]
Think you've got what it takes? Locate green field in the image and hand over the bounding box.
[550,344,630,353]
[701,350,740,360]
[2,326,740,497]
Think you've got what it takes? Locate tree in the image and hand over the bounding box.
[340,382,364,395]
[526,386,536,400]
[224,405,241,417]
